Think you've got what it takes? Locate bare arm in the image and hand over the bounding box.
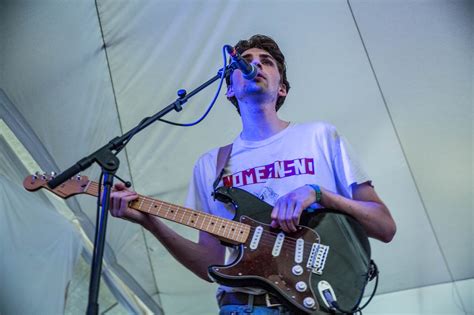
[271,183,396,243]
[109,183,226,282]
[320,183,396,242]
[143,218,226,281]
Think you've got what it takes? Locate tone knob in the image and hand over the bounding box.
[295,281,307,292]
[292,265,303,276]
[303,297,316,308]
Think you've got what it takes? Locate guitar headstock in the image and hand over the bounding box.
[23,172,90,199]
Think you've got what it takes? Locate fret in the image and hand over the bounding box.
[230,222,238,239]
[177,207,186,223]
[171,205,178,221]
[186,210,193,226]
[218,219,227,238]
[160,203,169,218]
[189,212,199,227]
[211,219,217,234]
[229,222,238,240]
[180,207,187,223]
[84,180,92,195]
[205,217,212,233]
[156,202,163,216]
[216,219,223,237]
[230,223,237,239]
[199,215,205,229]
[223,221,230,239]
[147,200,153,214]
[138,198,144,210]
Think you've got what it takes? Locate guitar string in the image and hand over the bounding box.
[90,181,321,252]
[90,182,321,252]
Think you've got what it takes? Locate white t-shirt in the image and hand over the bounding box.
[185,121,370,297]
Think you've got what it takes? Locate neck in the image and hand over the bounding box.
[238,100,289,141]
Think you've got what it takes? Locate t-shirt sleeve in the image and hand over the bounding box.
[330,127,371,199]
[184,152,217,215]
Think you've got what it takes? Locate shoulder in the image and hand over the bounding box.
[192,142,236,175]
[193,147,219,171]
[291,121,339,140]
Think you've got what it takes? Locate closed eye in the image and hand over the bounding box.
[261,58,275,66]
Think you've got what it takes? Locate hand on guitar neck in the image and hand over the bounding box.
[109,183,150,227]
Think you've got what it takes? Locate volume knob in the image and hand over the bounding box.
[292,265,303,276]
[295,281,307,292]
[303,297,316,308]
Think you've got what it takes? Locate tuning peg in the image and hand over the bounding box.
[41,172,47,180]
[76,174,82,180]
[50,171,56,178]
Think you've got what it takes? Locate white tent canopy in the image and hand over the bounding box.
[0,0,472,314]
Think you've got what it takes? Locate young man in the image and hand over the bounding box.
[110,35,396,314]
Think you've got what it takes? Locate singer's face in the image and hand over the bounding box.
[227,48,287,107]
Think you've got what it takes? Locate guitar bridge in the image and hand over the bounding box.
[307,243,330,275]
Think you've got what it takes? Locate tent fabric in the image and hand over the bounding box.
[0,89,162,312]
[0,175,82,314]
[0,0,472,314]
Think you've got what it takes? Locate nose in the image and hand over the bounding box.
[250,59,263,69]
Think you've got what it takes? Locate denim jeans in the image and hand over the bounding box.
[219,305,292,315]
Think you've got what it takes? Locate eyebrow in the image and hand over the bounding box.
[241,52,276,62]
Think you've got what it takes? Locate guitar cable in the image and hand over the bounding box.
[323,260,379,314]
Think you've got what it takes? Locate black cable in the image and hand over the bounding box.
[354,263,379,311]
[325,261,379,314]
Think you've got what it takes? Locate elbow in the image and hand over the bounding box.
[380,220,397,243]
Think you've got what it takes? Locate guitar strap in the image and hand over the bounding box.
[213,143,233,191]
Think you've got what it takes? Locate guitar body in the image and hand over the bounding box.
[209,186,372,314]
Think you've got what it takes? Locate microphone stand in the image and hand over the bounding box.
[48,64,235,315]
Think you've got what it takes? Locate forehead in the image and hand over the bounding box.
[241,47,275,60]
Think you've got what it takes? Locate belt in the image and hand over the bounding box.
[219,292,283,308]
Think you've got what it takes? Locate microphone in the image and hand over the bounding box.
[225,45,258,80]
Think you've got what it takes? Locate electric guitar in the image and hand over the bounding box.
[23,174,372,314]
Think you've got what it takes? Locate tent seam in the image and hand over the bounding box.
[94,0,163,312]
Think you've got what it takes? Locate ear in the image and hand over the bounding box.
[226,83,235,98]
[278,83,287,97]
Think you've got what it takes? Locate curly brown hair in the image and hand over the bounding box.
[225,34,291,114]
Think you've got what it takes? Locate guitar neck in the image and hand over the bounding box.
[85,181,250,245]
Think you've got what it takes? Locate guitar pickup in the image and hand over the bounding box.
[249,226,263,250]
